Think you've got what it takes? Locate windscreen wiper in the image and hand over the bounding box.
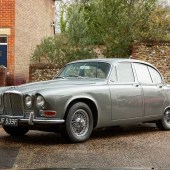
[53,76,65,79]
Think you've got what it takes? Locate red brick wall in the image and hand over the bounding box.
[0,0,55,86]
[0,0,15,85]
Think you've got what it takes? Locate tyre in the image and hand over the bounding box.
[156,109,170,130]
[64,102,93,143]
[3,126,29,136]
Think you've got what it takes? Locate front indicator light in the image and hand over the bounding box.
[43,110,57,117]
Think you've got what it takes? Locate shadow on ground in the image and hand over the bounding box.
[0,123,159,146]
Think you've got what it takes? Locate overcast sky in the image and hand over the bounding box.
[160,0,170,5]
[55,0,170,6]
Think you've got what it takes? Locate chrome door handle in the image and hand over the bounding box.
[157,85,163,88]
[133,84,139,87]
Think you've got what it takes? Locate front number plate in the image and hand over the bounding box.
[0,117,18,126]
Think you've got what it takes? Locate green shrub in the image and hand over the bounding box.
[32,34,97,65]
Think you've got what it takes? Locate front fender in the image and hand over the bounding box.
[64,94,99,114]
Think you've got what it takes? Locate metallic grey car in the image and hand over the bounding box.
[0,58,170,143]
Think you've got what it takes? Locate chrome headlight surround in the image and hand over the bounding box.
[0,94,3,106]
[0,94,1,106]
[36,95,45,108]
[25,95,33,108]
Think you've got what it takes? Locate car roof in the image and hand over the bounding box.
[69,58,154,67]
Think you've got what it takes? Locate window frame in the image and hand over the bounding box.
[148,65,163,84]
[56,61,111,80]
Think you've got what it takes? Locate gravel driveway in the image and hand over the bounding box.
[0,124,170,169]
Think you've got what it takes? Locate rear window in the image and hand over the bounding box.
[148,66,162,84]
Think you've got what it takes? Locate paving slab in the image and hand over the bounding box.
[0,146,19,169]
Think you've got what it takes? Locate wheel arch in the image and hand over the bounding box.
[64,98,98,128]
[164,106,170,113]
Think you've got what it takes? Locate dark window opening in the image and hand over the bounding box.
[0,37,7,43]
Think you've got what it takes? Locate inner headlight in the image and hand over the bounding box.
[36,95,45,108]
[25,95,32,108]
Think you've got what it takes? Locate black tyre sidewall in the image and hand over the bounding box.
[3,126,29,136]
[65,102,93,143]
[156,109,170,131]
[161,117,170,130]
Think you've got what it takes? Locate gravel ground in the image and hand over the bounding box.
[0,124,170,169]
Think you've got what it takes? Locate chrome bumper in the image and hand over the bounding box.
[20,118,65,125]
[0,112,65,126]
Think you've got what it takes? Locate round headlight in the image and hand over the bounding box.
[25,95,32,108]
[36,95,45,108]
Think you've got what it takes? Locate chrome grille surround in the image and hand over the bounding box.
[0,108,3,115]
[3,91,24,117]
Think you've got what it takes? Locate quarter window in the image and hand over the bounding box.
[116,63,135,82]
[148,66,162,84]
[110,67,117,82]
[134,63,152,84]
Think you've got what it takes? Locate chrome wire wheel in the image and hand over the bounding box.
[71,109,89,137]
[163,110,170,127]
[156,109,170,130]
[65,102,93,143]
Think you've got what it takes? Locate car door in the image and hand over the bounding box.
[109,62,143,120]
[134,63,165,117]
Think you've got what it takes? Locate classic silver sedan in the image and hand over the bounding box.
[0,59,170,143]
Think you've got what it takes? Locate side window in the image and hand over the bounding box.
[116,63,135,82]
[134,63,152,84]
[148,66,162,84]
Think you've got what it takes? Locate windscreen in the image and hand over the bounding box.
[57,62,111,79]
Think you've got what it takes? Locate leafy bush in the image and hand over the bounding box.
[32,0,170,63]
[66,0,170,57]
[32,34,97,65]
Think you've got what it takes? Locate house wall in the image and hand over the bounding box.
[0,0,15,85]
[14,0,55,85]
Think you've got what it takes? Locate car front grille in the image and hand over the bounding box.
[3,92,24,116]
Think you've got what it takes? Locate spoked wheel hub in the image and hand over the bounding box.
[64,102,93,143]
[71,109,89,137]
[163,110,170,124]
[156,109,170,131]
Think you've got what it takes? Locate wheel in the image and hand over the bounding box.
[156,109,170,130]
[64,102,93,143]
[3,126,29,136]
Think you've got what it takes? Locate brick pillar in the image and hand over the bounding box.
[0,66,7,86]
